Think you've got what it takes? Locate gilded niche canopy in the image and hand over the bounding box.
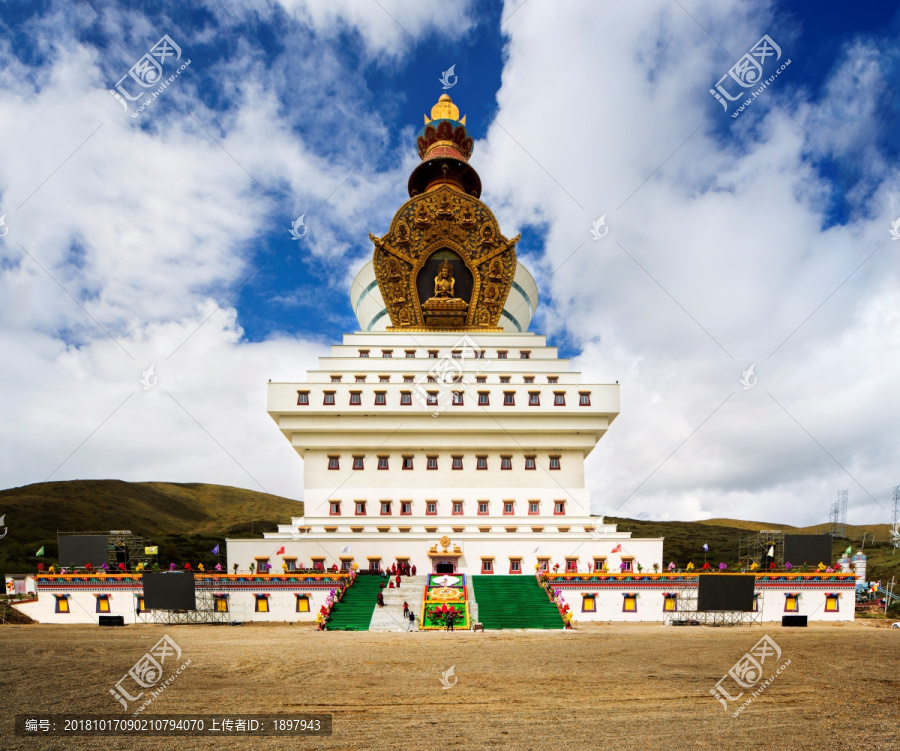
[369,94,519,330]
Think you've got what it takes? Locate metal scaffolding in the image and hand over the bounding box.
[139,591,228,625]
[57,530,157,569]
[891,486,900,553]
[738,530,783,570]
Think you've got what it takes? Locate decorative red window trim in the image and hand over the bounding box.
[477,502,489,515]
[452,502,464,515]
[554,501,566,515]
[400,502,412,516]
[508,559,522,574]
[329,502,341,516]
[425,502,437,515]
[503,502,514,515]
[528,502,540,515]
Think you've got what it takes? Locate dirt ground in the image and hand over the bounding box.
[1,621,898,750]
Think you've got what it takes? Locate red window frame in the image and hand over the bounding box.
[528,501,539,515]
[477,501,489,515]
[374,391,386,405]
[549,456,561,470]
[380,501,392,516]
[400,502,412,516]
[352,456,364,470]
[528,392,540,406]
[554,392,566,406]
[355,502,367,516]
[323,391,335,405]
[525,456,536,470]
[503,502,514,515]
[297,391,309,405]
[503,391,515,406]
[452,501,464,515]
[476,456,487,470]
[349,391,361,405]
[377,456,389,470]
[579,392,591,406]
[329,502,341,516]
[509,559,522,574]
[327,456,340,470]
[426,501,437,515]
[402,456,414,470]
[451,456,463,470]
[481,559,494,573]
[554,501,565,515]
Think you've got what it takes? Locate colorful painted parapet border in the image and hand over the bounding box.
[541,572,858,589]
[36,572,351,592]
[420,573,469,630]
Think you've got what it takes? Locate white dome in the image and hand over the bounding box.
[350,258,538,332]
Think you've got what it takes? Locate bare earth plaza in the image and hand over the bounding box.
[2,3,900,750]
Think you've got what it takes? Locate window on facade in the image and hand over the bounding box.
[620,559,634,573]
[426,501,437,515]
[452,456,463,470]
[451,350,462,359]
[400,502,412,515]
[405,350,416,358]
[379,375,390,383]
[55,595,70,613]
[825,595,839,612]
[565,559,577,572]
[330,501,341,515]
[549,456,561,470]
[477,350,486,359]
[296,595,310,612]
[349,391,361,405]
[583,595,596,612]
[402,456,414,470]
[400,391,412,405]
[547,376,558,384]
[478,391,489,406]
[368,559,381,572]
[452,391,464,405]
[137,596,148,613]
[478,502,489,515]
[554,392,566,406]
[500,456,512,470]
[554,501,566,515]
[355,502,367,515]
[452,501,463,515]
[359,350,369,358]
[377,456,389,470]
[753,594,761,612]
[297,391,309,405]
[355,375,366,383]
[427,391,438,406]
[663,595,677,612]
[520,351,531,359]
[579,392,591,406]
[510,559,521,574]
[476,456,488,470]
[476,376,487,384]
[374,391,386,405]
[503,392,515,406]
[525,456,536,470]
[425,455,438,470]
[328,456,340,470]
[403,375,414,383]
[210,595,227,612]
[96,595,110,613]
[284,559,297,572]
[529,501,539,514]
[427,375,436,383]
[623,594,637,613]
[331,375,342,383]
[497,350,507,359]
[353,456,364,470]
[500,376,511,384]
[482,559,494,572]
[785,594,799,612]
[428,350,438,359]
[523,376,535,384]
[503,502,514,515]
[528,392,540,406]
[382,350,392,358]
[593,558,606,572]
[380,501,392,515]
[323,391,335,405]
[255,595,269,613]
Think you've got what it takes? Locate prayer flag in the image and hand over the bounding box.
[276,546,285,555]
[702,543,709,552]
[144,546,158,555]
[35,546,44,556]
[844,546,852,557]
[211,544,220,555]
[767,546,775,557]
[611,544,622,553]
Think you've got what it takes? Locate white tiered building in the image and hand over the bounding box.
[227,94,664,578]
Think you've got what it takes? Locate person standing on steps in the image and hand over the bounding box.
[403,601,409,618]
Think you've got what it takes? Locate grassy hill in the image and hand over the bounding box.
[0,480,303,575]
[1,481,897,584]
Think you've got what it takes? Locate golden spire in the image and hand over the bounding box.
[424,93,465,124]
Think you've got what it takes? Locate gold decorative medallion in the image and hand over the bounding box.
[370,184,519,329]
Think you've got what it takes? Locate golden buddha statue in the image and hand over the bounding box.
[433,261,456,298]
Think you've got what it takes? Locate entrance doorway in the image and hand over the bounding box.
[435,562,455,574]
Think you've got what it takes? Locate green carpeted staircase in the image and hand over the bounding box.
[471,576,564,630]
[325,576,381,631]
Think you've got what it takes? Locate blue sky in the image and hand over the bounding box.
[1,0,899,525]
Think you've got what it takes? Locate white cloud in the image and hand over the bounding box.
[479,0,900,525]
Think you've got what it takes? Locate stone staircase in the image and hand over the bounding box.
[368,575,428,632]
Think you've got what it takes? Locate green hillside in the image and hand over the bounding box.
[0,480,303,575]
[0,481,896,584]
